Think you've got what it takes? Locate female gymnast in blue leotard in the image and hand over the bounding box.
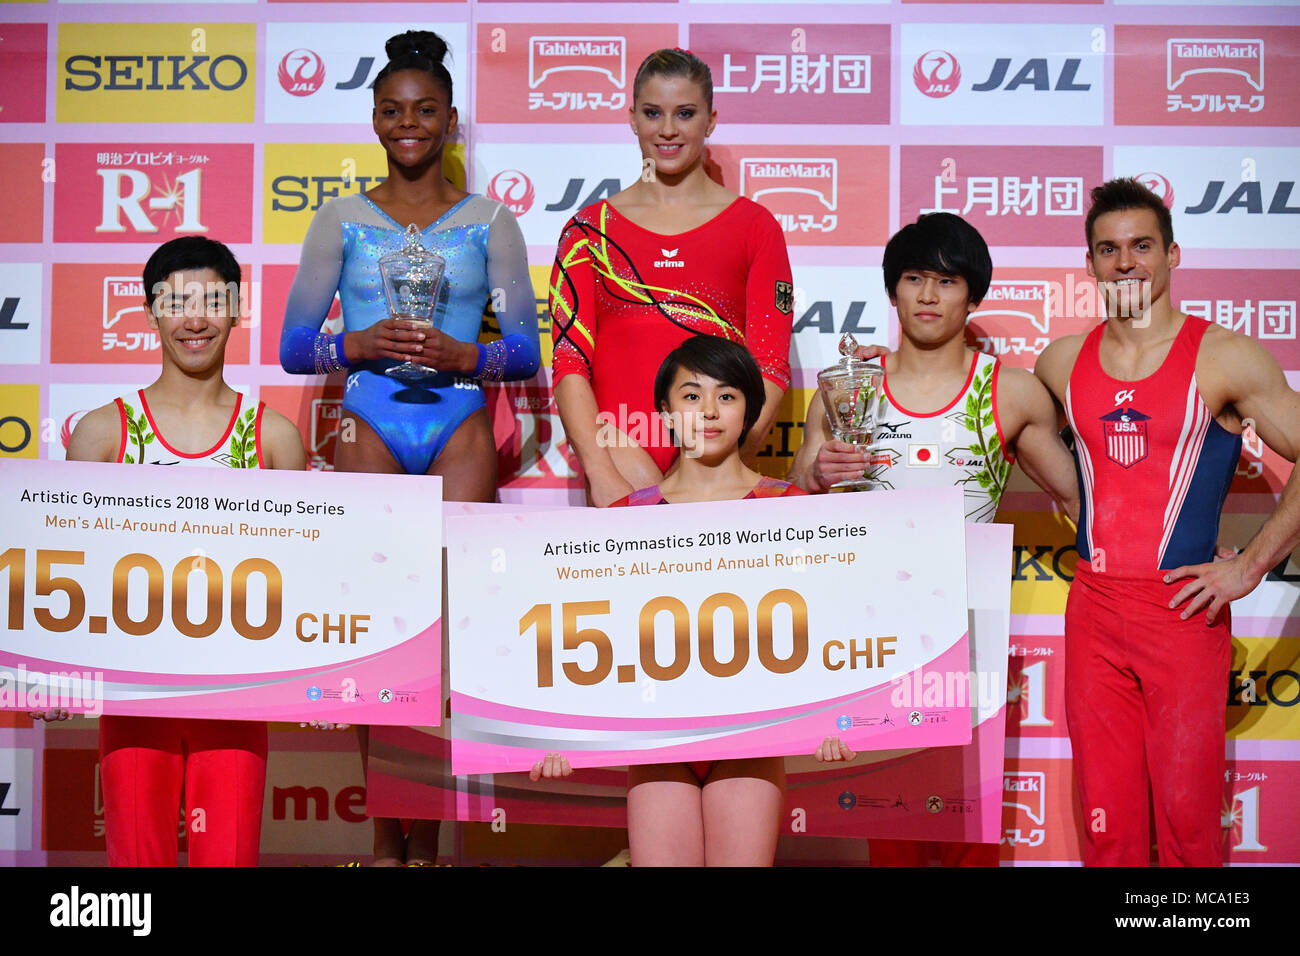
[280,29,540,864]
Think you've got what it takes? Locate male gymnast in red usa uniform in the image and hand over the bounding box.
[1035,178,1300,865]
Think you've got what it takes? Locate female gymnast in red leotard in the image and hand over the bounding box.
[549,48,794,507]
[532,335,805,866]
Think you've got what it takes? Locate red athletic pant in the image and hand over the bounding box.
[869,839,998,867]
[99,716,268,867]
[1065,566,1228,866]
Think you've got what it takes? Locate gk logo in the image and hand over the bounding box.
[1114,389,1135,406]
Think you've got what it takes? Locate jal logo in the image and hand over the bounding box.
[545,177,622,213]
[0,297,28,332]
[486,170,536,216]
[655,248,684,268]
[971,57,1090,93]
[740,158,837,210]
[1167,38,1264,92]
[529,36,626,89]
[913,50,961,98]
[278,49,326,97]
[0,782,19,817]
[1136,171,1175,207]
[791,300,875,336]
[1102,406,1150,469]
[332,58,382,92]
[1185,179,1300,215]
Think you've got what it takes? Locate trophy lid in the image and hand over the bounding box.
[379,223,444,276]
[832,333,883,373]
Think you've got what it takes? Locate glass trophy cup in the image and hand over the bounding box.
[816,334,887,490]
[379,223,446,383]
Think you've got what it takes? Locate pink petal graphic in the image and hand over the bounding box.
[932,588,944,598]
[495,645,511,656]
[393,617,407,634]
[896,570,912,581]
[407,573,420,583]
[863,605,874,617]
[458,617,471,630]
[372,552,388,563]
[920,633,933,651]
[906,519,915,529]
[384,504,393,514]
[340,582,350,595]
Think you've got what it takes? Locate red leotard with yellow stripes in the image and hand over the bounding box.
[550,199,793,472]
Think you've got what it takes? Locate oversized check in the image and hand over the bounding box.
[0,459,441,725]
[448,486,971,775]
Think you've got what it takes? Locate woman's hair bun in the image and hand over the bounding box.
[385,30,448,64]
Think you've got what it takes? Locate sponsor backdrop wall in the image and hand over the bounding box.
[0,0,1297,866]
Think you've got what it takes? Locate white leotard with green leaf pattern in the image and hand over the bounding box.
[113,389,264,468]
[863,352,1012,523]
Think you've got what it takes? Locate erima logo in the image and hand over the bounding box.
[655,248,684,268]
[49,886,152,936]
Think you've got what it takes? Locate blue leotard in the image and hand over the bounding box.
[281,193,540,474]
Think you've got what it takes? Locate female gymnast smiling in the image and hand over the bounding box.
[280,29,540,865]
[549,48,794,507]
[532,335,804,866]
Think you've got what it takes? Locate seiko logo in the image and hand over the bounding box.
[64,55,248,92]
[271,175,385,213]
[742,161,833,179]
[655,248,684,268]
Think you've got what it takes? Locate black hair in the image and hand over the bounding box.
[633,48,714,110]
[653,335,765,446]
[142,237,241,311]
[374,30,453,102]
[1085,177,1174,250]
[881,212,992,305]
